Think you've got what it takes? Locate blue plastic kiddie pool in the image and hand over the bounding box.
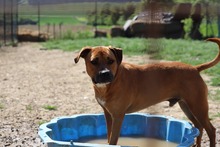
[38,113,199,147]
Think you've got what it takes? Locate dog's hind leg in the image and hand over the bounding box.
[178,101,203,147]
[187,102,216,147]
[180,94,216,147]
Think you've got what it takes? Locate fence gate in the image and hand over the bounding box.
[0,0,18,46]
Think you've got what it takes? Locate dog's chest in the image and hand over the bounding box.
[96,97,106,107]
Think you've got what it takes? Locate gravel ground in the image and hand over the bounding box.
[0,43,219,147]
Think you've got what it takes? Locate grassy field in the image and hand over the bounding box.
[19,15,87,25]
[18,2,133,25]
[42,37,220,86]
[42,37,147,54]
[18,3,96,15]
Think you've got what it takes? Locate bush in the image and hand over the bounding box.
[62,30,94,40]
[75,31,94,39]
[62,30,75,40]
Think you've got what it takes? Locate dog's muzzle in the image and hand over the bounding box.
[92,68,114,84]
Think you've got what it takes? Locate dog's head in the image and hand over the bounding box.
[74,46,122,86]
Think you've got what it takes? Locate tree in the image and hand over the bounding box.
[140,0,174,11]
[110,5,121,25]
[87,10,96,25]
[122,3,136,20]
[100,3,111,25]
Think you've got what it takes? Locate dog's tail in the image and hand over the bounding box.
[195,38,220,72]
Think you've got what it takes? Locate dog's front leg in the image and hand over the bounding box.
[103,108,112,143]
[109,114,125,145]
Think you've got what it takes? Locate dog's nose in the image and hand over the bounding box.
[95,69,113,84]
[99,69,111,76]
[99,69,112,80]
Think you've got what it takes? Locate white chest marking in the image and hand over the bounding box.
[96,97,106,106]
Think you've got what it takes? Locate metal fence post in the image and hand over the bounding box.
[94,0,97,38]
[11,0,13,43]
[15,0,18,44]
[218,6,220,38]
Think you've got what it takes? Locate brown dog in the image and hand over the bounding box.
[74,38,220,147]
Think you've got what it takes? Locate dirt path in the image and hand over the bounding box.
[0,43,219,146]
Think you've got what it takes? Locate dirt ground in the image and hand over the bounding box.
[0,43,219,147]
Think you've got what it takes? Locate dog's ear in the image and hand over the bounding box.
[110,47,123,65]
[74,47,92,63]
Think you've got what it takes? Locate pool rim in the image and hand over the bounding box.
[38,113,199,147]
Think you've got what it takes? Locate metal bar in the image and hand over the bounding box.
[3,0,6,44]
[16,0,18,43]
[11,0,14,43]
[94,0,97,38]
[38,0,40,41]
[218,6,220,37]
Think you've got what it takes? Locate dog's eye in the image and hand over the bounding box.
[107,59,114,65]
[91,59,98,65]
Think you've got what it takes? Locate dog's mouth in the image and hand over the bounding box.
[92,69,114,85]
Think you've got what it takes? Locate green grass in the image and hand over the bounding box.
[213,112,220,118]
[42,37,147,55]
[26,105,33,111]
[152,39,220,86]
[0,103,3,109]
[43,105,57,111]
[40,15,87,25]
[157,39,220,77]
[61,30,94,40]
[38,120,47,125]
[42,37,220,86]
[19,15,87,25]
[18,2,135,25]
[211,90,220,101]
[202,88,220,119]
[18,2,96,25]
